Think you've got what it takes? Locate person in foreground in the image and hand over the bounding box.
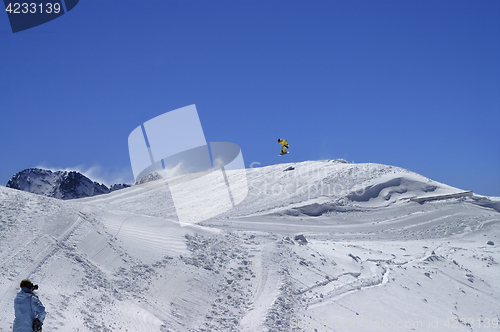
[13,279,45,332]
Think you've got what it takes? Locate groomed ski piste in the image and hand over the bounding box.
[1,160,499,331]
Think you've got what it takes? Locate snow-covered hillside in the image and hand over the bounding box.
[6,168,130,200]
[1,161,499,331]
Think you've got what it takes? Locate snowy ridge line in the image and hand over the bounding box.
[410,190,473,203]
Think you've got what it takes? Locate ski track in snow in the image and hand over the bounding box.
[1,160,500,331]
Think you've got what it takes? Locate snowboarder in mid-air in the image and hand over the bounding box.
[278,138,289,155]
[13,279,45,332]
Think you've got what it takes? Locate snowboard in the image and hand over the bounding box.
[279,151,289,156]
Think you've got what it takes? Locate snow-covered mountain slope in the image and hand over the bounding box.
[6,168,131,200]
[1,161,499,332]
[82,160,465,219]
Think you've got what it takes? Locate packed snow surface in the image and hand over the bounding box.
[1,160,499,331]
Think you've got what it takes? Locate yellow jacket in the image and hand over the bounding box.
[279,139,288,148]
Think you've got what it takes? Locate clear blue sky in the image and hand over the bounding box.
[1,0,499,196]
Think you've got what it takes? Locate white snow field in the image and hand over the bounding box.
[1,160,499,332]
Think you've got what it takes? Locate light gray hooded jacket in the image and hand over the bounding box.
[13,287,46,332]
